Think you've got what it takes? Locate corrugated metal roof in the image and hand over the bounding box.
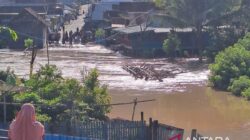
[113,26,193,34]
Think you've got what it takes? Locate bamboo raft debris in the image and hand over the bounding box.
[122,63,185,82]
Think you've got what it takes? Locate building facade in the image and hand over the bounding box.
[8,8,49,49]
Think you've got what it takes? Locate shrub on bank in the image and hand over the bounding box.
[209,46,250,90]
[228,76,250,96]
[209,32,250,100]
[242,88,250,100]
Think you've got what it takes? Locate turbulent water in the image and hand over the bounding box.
[0,44,209,92]
[1,44,250,139]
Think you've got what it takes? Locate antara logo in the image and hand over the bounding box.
[186,137,230,140]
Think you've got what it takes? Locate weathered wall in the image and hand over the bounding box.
[8,12,46,49]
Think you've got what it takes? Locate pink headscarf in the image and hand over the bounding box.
[9,103,44,140]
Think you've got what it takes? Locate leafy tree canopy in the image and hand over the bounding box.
[209,33,250,90]
[95,28,105,38]
[0,65,111,123]
[0,26,18,41]
[24,38,34,48]
[162,31,181,59]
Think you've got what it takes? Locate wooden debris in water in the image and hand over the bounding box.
[122,63,185,82]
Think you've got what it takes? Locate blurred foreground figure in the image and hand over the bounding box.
[8,103,44,140]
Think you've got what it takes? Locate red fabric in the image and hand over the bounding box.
[169,133,182,140]
[9,103,44,140]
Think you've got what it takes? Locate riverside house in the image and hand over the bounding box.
[7,8,49,49]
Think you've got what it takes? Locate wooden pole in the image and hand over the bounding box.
[149,118,153,140]
[46,41,50,65]
[141,112,144,122]
[153,120,158,140]
[131,98,137,121]
[3,93,6,124]
[191,129,197,139]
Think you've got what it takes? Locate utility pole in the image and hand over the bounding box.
[131,98,137,121]
[3,92,6,124]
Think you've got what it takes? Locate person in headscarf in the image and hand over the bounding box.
[8,103,44,140]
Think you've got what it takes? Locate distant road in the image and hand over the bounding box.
[64,4,90,32]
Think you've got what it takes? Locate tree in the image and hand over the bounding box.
[0,68,21,122]
[24,38,37,77]
[0,67,18,85]
[0,26,18,48]
[15,65,110,123]
[205,25,245,62]
[95,28,105,40]
[228,76,250,96]
[0,26,18,41]
[209,33,250,90]
[154,0,166,8]
[162,31,181,59]
[82,68,111,120]
[161,0,243,62]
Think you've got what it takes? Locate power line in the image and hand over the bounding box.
[0,99,155,107]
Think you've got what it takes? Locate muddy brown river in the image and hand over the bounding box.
[0,44,250,139]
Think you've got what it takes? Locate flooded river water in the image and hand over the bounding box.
[0,44,250,139]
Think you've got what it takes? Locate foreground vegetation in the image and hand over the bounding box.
[0,65,111,123]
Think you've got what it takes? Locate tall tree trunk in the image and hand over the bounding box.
[46,41,50,65]
[195,26,203,63]
[29,46,37,78]
[30,63,33,77]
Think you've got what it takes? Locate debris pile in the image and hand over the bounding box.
[122,63,185,82]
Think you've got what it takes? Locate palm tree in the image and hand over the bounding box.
[161,0,243,62]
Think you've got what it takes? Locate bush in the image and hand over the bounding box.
[242,88,250,100]
[1,65,111,123]
[162,31,181,59]
[209,32,250,100]
[0,67,18,85]
[83,68,111,120]
[209,45,250,90]
[237,33,250,50]
[0,26,18,41]
[24,38,33,48]
[228,76,250,96]
[95,28,105,39]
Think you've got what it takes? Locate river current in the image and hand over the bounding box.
[0,44,208,92]
[1,44,250,140]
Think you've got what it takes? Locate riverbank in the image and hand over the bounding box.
[108,85,250,140]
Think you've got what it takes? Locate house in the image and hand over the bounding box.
[0,0,60,25]
[111,25,211,57]
[83,0,156,33]
[7,8,49,49]
[85,2,117,29]
[103,1,156,27]
[84,0,134,30]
